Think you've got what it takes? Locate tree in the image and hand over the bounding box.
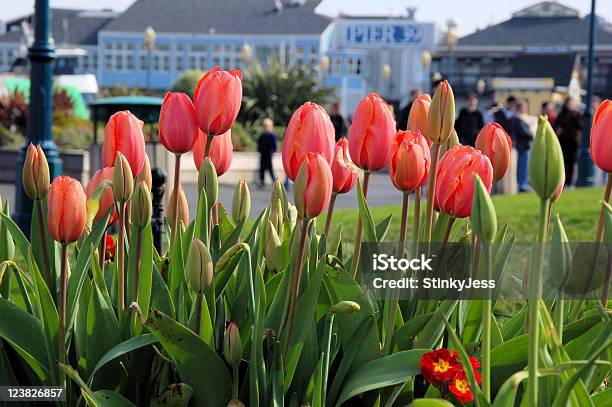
[170,70,205,99]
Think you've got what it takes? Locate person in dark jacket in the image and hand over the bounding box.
[455,93,484,146]
[397,88,422,131]
[329,102,347,141]
[256,118,278,188]
[555,97,582,186]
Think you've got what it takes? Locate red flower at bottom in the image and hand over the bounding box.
[420,349,457,383]
[449,371,475,403]
[105,235,116,262]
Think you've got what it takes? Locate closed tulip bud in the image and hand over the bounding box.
[270,199,284,234]
[167,185,189,227]
[22,143,50,200]
[551,214,571,275]
[198,157,218,205]
[288,204,298,230]
[439,128,460,157]
[187,238,213,293]
[272,178,289,218]
[265,220,285,272]
[102,111,146,176]
[85,167,117,224]
[193,129,233,176]
[194,67,242,136]
[223,322,242,368]
[590,100,612,173]
[294,153,332,220]
[112,152,134,204]
[131,181,152,229]
[408,94,432,146]
[475,122,512,182]
[331,138,358,194]
[159,92,199,154]
[329,300,361,315]
[48,176,87,244]
[282,102,335,180]
[136,154,152,190]
[227,400,245,407]
[232,181,250,223]
[529,116,565,200]
[471,175,497,243]
[348,93,396,171]
[388,130,430,192]
[216,243,245,272]
[428,81,455,144]
[435,145,493,218]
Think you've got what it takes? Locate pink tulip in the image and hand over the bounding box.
[193,129,233,176]
[348,93,396,171]
[434,145,493,218]
[85,167,117,224]
[159,92,199,154]
[590,99,612,173]
[331,138,358,194]
[193,67,242,136]
[475,122,512,182]
[294,152,332,219]
[48,176,88,244]
[102,111,146,176]
[389,130,430,192]
[408,94,432,146]
[282,102,335,181]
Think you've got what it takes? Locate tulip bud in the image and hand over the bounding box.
[551,214,571,276]
[269,199,284,235]
[48,176,88,244]
[329,300,361,315]
[22,143,50,200]
[551,172,565,204]
[271,178,289,218]
[223,322,242,368]
[408,94,432,145]
[216,243,245,272]
[198,157,218,205]
[288,204,298,230]
[232,181,250,223]
[166,185,189,228]
[475,122,512,182]
[265,220,285,272]
[131,181,152,229]
[590,100,612,173]
[294,153,333,220]
[187,238,213,293]
[528,116,565,200]
[227,400,245,407]
[428,81,455,144]
[471,175,497,243]
[112,152,134,204]
[136,154,152,190]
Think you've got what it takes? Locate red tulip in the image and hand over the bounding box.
[48,176,87,244]
[193,67,242,136]
[105,235,116,261]
[282,102,335,181]
[389,130,430,192]
[590,99,612,173]
[348,93,396,171]
[294,152,332,219]
[434,145,493,218]
[159,92,199,154]
[331,138,358,194]
[102,111,146,176]
[475,122,512,182]
[408,94,432,146]
[85,167,117,224]
[193,129,233,176]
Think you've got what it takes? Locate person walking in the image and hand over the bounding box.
[554,97,582,187]
[397,87,422,131]
[514,99,536,192]
[455,93,484,146]
[541,101,557,127]
[256,118,278,188]
[329,102,347,141]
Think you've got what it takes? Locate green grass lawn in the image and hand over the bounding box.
[320,187,605,244]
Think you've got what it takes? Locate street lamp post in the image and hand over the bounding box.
[421,49,431,93]
[446,19,459,84]
[576,0,597,187]
[144,26,156,90]
[14,0,62,232]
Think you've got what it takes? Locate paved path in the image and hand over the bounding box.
[0,172,403,220]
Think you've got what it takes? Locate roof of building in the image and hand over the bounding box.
[459,1,612,46]
[102,0,331,35]
[0,8,116,45]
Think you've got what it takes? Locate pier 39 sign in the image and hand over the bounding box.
[345,23,423,46]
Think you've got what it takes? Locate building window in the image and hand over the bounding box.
[188,44,208,70]
[331,56,342,74]
[347,57,362,75]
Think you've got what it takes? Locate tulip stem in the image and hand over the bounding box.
[412,188,421,253]
[350,171,371,278]
[35,199,53,293]
[383,191,410,355]
[194,292,203,336]
[323,192,337,236]
[527,197,551,406]
[423,144,441,246]
[131,228,143,335]
[322,312,335,405]
[232,365,239,399]
[442,217,456,243]
[118,202,127,318]
[171,154,182,245]
[554,291,564,343]
[204,134,213,158]
[58,243,68,388]
[481,243,493,402]
[284,218,309,359]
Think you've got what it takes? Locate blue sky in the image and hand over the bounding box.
[3,0,611,36]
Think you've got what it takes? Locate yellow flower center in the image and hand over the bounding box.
[455,378,470,394]
[433,358,450,373]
